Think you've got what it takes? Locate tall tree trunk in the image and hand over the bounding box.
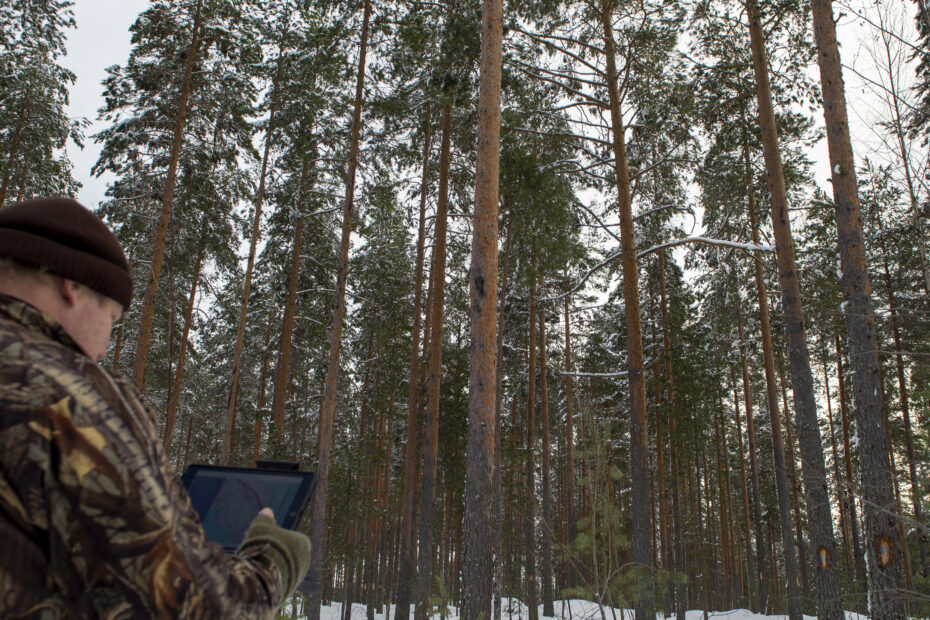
[271,155,313,431]
[777,355,811,605]
[599,3,652,615]
[736,303,768,612]
[877,221,927,576]
[745,151,801,620]
[658,251,684,620]
[730,366,755,611]
[822,349,854,582]
[835,333,866,585]
[874,11,930,295]
[110,246,135,371]
[658,250,687,620]
[307,2,371,617]
[163,231,206,455]
[395,105,433,620]
[0,121,25,207]
[222,62,283,464]
[538,307,554,617]
[810,3,908,615]
[132,0,204,387]
[524,265,539,620]
[413,94,452,620]
[562,296,577,591]
[492,215,514,620]
[462,2,503,614]
[746,2,842,614]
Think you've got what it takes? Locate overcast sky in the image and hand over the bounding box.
[63,0,149,209]
[60,2,916,213]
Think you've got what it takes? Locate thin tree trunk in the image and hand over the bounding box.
[413,93,452,620]
[744,152,801,619]
[462,2,503,614]
[875,11,930,295]
[271,155,312,430]
[562,296,577,591]
[659,251,684,620]
[835,333,866,585]
[0,121,25,207]
[222,61,284,464]
[395,104,433,620]
[730,365,755,611]
[810,2,907,614]
[252,328,274,466]
[822,348,855,582]
[492,215,514,620]
[539,307,554,617]
[736,303,768,612]
[877,221,927,576]
[132,0,204,387]
[599,3,652,615]
[307,2,371,617]
[110,246,135,371]
[778,355,811,605]
[163,231,206,455]
[524,265,539,620]
[746,2,842,614]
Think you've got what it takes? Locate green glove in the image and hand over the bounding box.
[237,514,311,603]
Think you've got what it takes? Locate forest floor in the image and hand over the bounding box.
[300,600,875,620]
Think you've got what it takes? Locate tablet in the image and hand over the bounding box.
[181,464,316,553]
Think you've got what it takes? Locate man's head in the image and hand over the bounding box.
[0,198,132,361]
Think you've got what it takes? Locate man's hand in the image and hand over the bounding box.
[238,508,311,603]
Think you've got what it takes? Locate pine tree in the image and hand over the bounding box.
[0,0,83,205]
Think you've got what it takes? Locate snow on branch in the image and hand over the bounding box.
[542,237,772,303]
[637,236,773,260]
[560,370,629,378]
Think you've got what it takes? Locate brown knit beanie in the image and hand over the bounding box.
[0,198,132,309]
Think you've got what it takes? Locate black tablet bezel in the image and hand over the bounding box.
[181,464,316,552]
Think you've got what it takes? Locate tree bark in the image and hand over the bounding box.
[271,155,313,430]
[491,216,514,620]
[599,3,653,616]
[736,303,768,612]
[745,150,801,620]
[524,264,538,620]
[395,104,433,620]
[462,0,503,620]
[746,1,842,614]
[538,307,554,617]
[163,231,206,455]
[730,366,755,611]
[777,356,811,604]
[0,121,25,208]
[810,2,907,615]
[562,296,577,591]
[659,251,684,620]
[222,59,284,464]
[132,0,204,387]
[877,219,927,576]
[413,94,452,620]
[835,333,866,585]
[462,2,503,614]
[307,2,371,617]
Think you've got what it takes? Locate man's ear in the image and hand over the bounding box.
[59,278,80,307]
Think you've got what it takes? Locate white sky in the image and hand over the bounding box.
[63,0,150,210]
[60,1,917,212]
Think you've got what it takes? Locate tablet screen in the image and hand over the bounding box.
[182,465,316,552]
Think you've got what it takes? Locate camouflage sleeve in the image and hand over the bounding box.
[29,360,285,619]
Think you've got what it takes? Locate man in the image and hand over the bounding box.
[0,198,310,618]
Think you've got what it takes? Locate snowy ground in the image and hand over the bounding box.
[278,599,873,620]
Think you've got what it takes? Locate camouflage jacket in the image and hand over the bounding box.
[0,295,282,619]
